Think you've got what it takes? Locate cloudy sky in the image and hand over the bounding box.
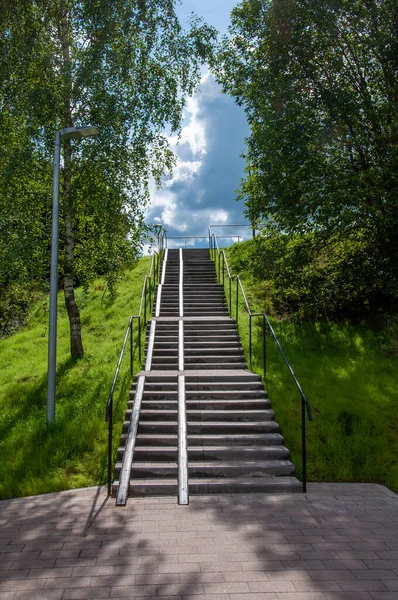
[145,0,251,248]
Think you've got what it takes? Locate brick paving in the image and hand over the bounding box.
[0,483,397,599]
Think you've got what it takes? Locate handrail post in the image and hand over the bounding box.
[236,277,239,325]
[302,395,307,493]
[229,276,232,314]
[149,276,152,317]
[107,395,113,496]
[144,278,147,326]
[249,314,252,368]
[263,314,267,381]
[222,254,225,287]
[138,316,142,364]
[129,318,133,377]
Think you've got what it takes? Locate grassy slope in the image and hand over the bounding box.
[0,257,150,500]
[1,248,397,499]
[223,247,398,491]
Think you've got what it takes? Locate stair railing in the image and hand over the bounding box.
[105,228,166,496]
[210,233,313,493]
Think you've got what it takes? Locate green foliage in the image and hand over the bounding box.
[215,0,398,293]
[0,283,32,337]
[0,0,217,337]
[219,244,398,491]
[0,256,151,500]
[228,231,398,322]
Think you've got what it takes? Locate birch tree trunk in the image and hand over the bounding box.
[60,0,84,359]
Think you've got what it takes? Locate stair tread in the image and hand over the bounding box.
[116,459,294,468]
[121,476,302,485]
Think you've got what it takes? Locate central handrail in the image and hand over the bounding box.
[210,232,313,492]
[104,227,166,497]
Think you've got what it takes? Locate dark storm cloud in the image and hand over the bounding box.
[146,73,251,248]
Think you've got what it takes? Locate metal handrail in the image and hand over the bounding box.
[208,223,255,242]
[104,232,165,496]
[210,233,313,493]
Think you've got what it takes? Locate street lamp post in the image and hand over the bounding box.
[47,126,100,427]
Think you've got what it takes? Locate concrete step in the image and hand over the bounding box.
[118,445,290,462]
[185,389,268,399]
[130,420,279,434]
[119,432,285,447]
[185,378,263,387]
[183,362,248,370]
[184,358,246,367]
[152,356,179,363]
[184,348,244,356]
[134,408,275,422]
[112,477,302,497]
[115,459,295,479]
[184,336,240,343]
[136,399,271,410]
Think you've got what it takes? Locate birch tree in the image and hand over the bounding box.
[0,0,216,355]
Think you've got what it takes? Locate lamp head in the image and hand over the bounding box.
[61,126,100,140]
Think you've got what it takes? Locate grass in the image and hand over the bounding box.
[0,257,152,500]
[221,248,398,492]
[1,247,397,499]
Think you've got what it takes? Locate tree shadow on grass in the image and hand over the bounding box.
[0,354,132,500]
[248,319,398,488]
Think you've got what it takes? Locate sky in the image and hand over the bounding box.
[145,0,251,249]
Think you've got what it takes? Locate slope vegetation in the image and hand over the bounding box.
[0,257,150,499]
[225,242,398,492]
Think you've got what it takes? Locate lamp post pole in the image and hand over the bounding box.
[47,131,62,426]
[47,126,99,427]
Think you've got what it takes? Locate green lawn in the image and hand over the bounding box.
[221,249,398,492]
[0,257,151,500]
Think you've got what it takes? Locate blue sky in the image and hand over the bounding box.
[145,0,251,248]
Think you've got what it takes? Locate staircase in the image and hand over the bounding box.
[113,249,301,500]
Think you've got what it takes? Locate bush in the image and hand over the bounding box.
[0,283,32,337]
[227,229,398,322]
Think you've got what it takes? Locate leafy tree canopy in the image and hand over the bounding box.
[0,0,216,349]
[215,0,398,280]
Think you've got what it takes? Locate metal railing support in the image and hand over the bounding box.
[138,315,142,364]
[235,277,239,324]
[129,318,133,377]
[107,400,113,496]
[116,375,146,505]
[302,395,307,493]
[249,314,252,368]
[105,229,166,500]
[105,316,133,496]
[209,235,313,493]
[144,277,147,326]
[145,320,156,371]
[178,319,184,372]
[263,314,267,380]
[178,375,189,505]
[179,248,184,318]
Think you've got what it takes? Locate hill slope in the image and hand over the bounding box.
[0,257,150,499]
[224,243,398,492]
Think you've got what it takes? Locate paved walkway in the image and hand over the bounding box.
[0,483,397,599]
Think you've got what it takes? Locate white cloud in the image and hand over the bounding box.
[146,71,250,242]
[164,160,202,186]
[209,209,228,223]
